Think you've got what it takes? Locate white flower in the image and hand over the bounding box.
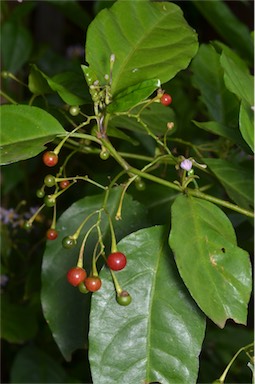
[180,159,193,171]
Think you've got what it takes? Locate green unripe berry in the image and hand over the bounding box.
[78,282,89,294]
[100,149,110,160]
[23,221,32,230]
[36,189,45,198]
[117,291,132,306]
[44,195,56,207]
[135,177,146,191]
[62,236,77,249]
[69,105,80,116]
[44,174,56,187]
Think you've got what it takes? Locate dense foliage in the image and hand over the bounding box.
[1,1,254,383]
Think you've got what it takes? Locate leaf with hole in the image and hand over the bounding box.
[169,194,252,328]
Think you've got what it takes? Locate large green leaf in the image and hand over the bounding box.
[169,194,252,328]
[0,105,66,165]
[191,0,253,63]
[239,99,254,152]
[86,1,198,96]
[89,226,205,384]
[204,158,254,211]
[41,188,149,361]
[191,44,239,126]
[0,21,32,73]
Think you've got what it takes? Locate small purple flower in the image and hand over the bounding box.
[180,159,193,171]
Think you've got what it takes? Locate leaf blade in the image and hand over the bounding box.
[89,226,205,383]
[169,195,252,328]
[86,1,198,96]
[0,105,65,165]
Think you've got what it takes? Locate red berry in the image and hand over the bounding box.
[84,276,102,292]
[59,180,70,189]
[160,93,172,106]
[67,267,86,287]
[107,252,127,271]
[42,151,58,167]
[46,228,58,240]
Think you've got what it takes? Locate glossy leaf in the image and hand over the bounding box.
[191,44,239,126]
[110,102,176,136]
[0,21,32,73]
[239,99,254,152]
[220,49,254,105]
[89,226,205,384]
[41,188,149,360]
[86,1,198,96]
[169,194,252,328]
[191,0,253,63]
[0,105,66,165]
[10,345,67,383]
[107,78,160,113]
[204,158,254,211]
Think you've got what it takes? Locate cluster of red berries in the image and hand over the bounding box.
[66,252,130,305]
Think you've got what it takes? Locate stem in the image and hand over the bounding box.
[110,270,122,295]
[218,342,254,383]
[55,176,107,190]
[107,213,118,253]
[0,90,17,104]
[27,204,45,224]
[77,223,98,268]
[72,210,101,240]
[51,204,57,229]
[188,189,254,218]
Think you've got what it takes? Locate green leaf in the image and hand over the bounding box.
[28,64,53,95]
[192,120,248,150]
[110,102,176,136]
[0,21,33,73]
[220,50,254,105]
[89,226,205,384]
[41,188,149,360]
[239,100,254,152]
[191,0,253,63]
[204,158,254,211]
[169,194,252,328]
[0,105,66,165]
[1,295,38,343]
[39,69,90,105]
[107,78,160,113]
[86,1,198,96]
[10,345,67,383]
[191,44,239,126]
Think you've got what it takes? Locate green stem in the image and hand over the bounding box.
[188,189,254,218]
[77,223,98,268]
[107,213,118,253]
[0,90,17,104]
[218,342,254,383]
